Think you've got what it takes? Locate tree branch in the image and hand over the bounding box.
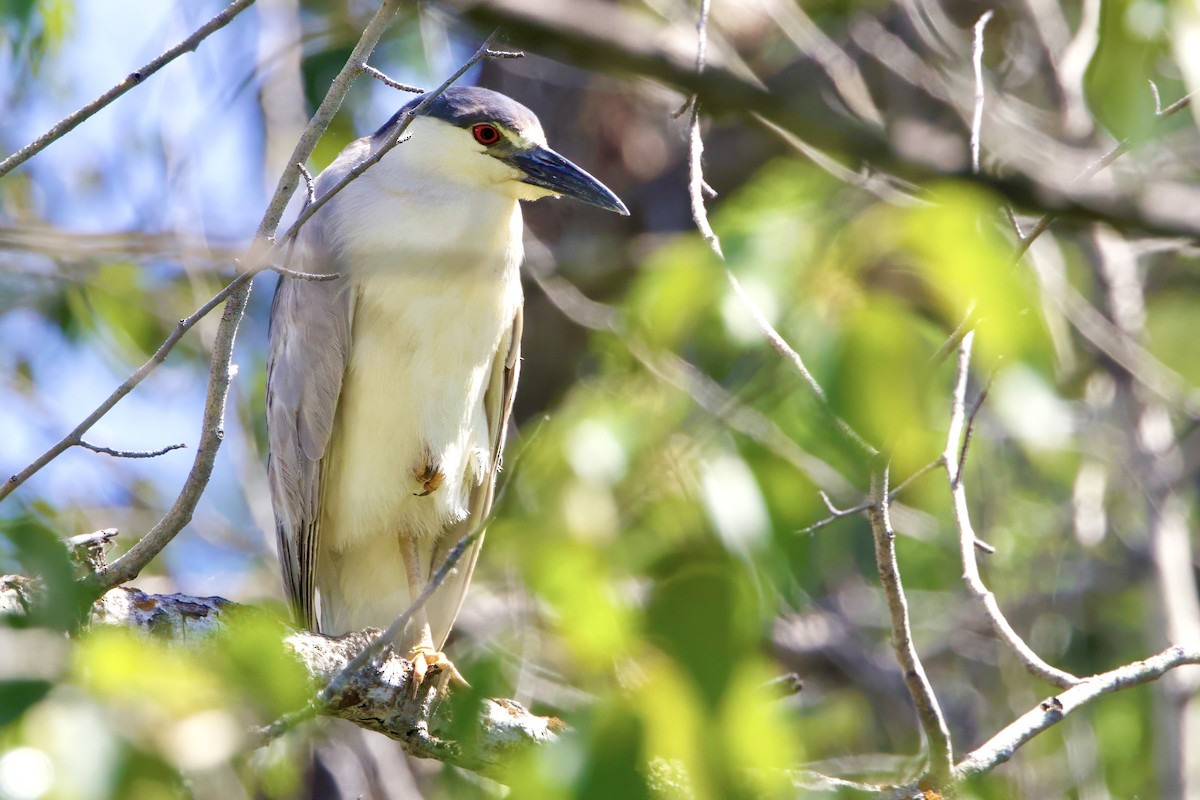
[945,332,1080,689]
[954,644,1200,780]
[0,0,258,180]
[867,467,954,787]
[78,441,187,459]
[0,578,559,774]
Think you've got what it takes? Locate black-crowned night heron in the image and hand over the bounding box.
[267,86,627,688]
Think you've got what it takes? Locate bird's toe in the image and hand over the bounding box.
[406,644,468,695]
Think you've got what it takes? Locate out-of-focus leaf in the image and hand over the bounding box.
[526,538,635,671]
[0,0,73,67]
[898,183,1048,368]
[66,262,165,362]
[826,297,939,477]
[1144,291,1200,385]
[625,238,724,350]
[73,627,225,718]
[716,662,801,799]
[645,552,762,710]
[634,655,710,800]
[0,679,52,726]
[577,703,651,800]
[2,513,91,631]
[208,610,309,719]
[1085,0,1171,140]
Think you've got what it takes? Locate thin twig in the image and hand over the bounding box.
[797,459,941,535]
[955,378,991,484]
[1149,80,1163,115]
[2,272,252,502]
[726,272,879,460]
[1012,90,1194,261]
[970,11,994,175]
[954,644,1200,779]
[867,467,955,787]
[297,163,316,207]
[79,441,187,459]
[683,0,724,259]
[319,525,486,707]
[930,302,977,367]
[357,62,425,93]
[0,0,257,180]
[945,331,1080,689]
[269,264,342,282]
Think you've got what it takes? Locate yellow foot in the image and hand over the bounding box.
[406,645,469,694]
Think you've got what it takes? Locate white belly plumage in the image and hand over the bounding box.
[315,216,522,635]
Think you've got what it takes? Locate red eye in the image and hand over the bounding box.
[472,123,501,146]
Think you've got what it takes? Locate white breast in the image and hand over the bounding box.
[314,157,523,632]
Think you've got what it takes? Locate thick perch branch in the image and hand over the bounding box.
[1,578,560,773]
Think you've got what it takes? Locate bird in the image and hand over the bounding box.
[266,86,628,689]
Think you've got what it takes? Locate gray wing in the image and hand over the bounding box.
[266,213,352,630]
[427,305,523,649]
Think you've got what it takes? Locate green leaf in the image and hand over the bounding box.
[2,513,92,631]
[0,679,52,727]
[645,553,761,710]
[827,297,940,477]
[1085,0,1171,140]
[578,704,651,800]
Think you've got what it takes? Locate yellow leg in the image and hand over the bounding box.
[400,535,468,694]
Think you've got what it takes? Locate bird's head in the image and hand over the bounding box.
[373,86,629,215]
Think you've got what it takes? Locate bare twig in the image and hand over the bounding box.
[970,11,994,174]
[867,467,954,787]
[0,0,257,180]
[682,0,724,259]
[797,459,941,535]
[318,525,486,708]
[1012,91,1194,261]
[357,62,425,93]
[1027,243,1200,413]
[955,644,1200,779]
[945,332,1080,689]
[955,377,991,483]
[78,441,187,459]
[753,114,923,207]
[297,163,316,207]
[269,264,342,282]
[726,272,879,460]
[2,272,253,502]
[761,0,882,126]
